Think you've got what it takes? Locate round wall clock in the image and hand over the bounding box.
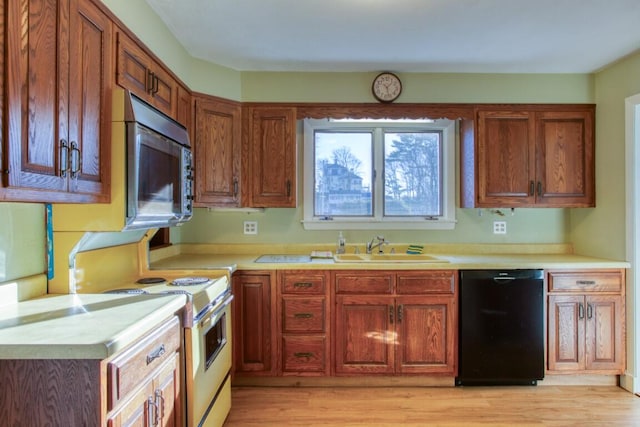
[372,72,402,103]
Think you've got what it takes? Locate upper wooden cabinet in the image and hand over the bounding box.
[3,0,112,203]
[176,84,193,136]
[461,106,595,208]
[243,106,297,207]
[116,31,177,119]
[193,95,242,207]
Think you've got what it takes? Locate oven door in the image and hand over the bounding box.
[186,293,233,427]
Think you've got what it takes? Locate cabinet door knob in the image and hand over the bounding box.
[529,181,535,196]
[397,304,403,322]
[578,303,585,320]
[389,305,394,323]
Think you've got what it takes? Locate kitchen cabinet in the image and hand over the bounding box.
[547,269,625,373]
[0,315,182,426]
[193,95,242,207]
[3,0,112,203]
[334,270,457,375]
[176,84,193,134]
[278,270,330,375]
[232,271,277,375]
[116,31,177,119]
[461,106,595,208]
[106,316,181,426]
[243,106,297,207]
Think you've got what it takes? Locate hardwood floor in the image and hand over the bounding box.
[224,386,640,426]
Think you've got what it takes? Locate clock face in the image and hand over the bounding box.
[372,72,402,103]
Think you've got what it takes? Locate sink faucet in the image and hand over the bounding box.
[366,235,387,254]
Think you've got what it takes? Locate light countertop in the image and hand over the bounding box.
[150,251,630,271]
[0,293,186,360]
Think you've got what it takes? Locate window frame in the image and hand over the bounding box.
[302,118,457,230]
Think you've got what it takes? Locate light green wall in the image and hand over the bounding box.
[0,204,46,282]
[100,0,242,100]
[570,51,640,260]
[180,71,593,246]
[241,72,594,103]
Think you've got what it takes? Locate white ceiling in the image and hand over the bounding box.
[144,0,640,73]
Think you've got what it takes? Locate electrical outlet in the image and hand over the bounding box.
[493,221,507,234]
[243,221,258,235]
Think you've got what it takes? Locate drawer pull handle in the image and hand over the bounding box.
[294,352,314,358]
[146,344,166,365]
[294,282,313,288]
[576,280,596,285]
[294,313,313,319]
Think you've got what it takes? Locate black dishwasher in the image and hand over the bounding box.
[456,269,544,386]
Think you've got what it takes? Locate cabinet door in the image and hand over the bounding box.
[476,110,536,206]
[246,107,297,207]
[116,31,176,118]
[535,110,595,207]
[585,295,624,372]
[194,97,242,207]
[4,0,110,202]
[107,353,180,427]
[68,0,111,199]
[232,272,276,374]
[395,296,456,375]
[176,84,192,131]
[548,295,585,371]
[5,0,67,194]
[335,295,394,374]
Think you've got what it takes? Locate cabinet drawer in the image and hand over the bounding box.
[396,271,456,294]
[107,316,181,410]
[334,272,394,294]
[281,273,326,294]
[282,336,326,373]
[282,298,325,333]
[548,270,624,293]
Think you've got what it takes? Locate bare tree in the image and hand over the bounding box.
[332,147,362,175]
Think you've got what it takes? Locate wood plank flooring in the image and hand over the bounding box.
[224,386,640,426]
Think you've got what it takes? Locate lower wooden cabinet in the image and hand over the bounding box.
[107,352,180,427]
[547,269,625,374]
[232,271,277,375]
[0,315,182,426]
[278,270,330,375]
[334,270,457,376]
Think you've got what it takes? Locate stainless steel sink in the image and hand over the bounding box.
[333,253,448,263]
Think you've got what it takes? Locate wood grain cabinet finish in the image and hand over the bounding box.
[0,315,182,426]
[334,270,457,376]
[278,271,330,375]
[3,0,112,202]
[116,31,177,119]
[461,106,595,208]
[243,106,297,207]
[232,271,277,375]
[547,269,625,374]
[193,95,242,207]
[107,316,182,427]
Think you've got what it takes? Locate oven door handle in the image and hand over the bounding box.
[199,293,234,330]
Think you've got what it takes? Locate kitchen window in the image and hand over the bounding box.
[302,118,456,230]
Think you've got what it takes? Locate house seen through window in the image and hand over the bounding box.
[303,118,456,230]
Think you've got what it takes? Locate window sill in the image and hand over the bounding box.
[301,219,456,231]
